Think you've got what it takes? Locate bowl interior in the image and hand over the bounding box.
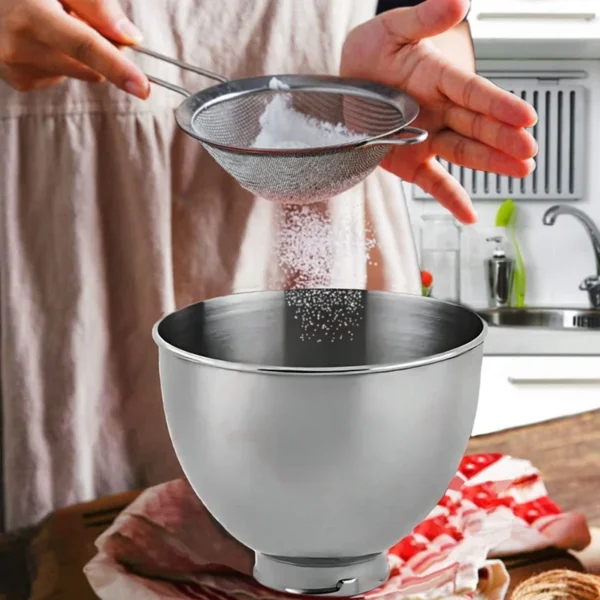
[157,290,484,371]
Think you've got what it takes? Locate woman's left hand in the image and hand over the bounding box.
[341,0,538,224]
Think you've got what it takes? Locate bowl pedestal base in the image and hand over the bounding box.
[253,551,390,597]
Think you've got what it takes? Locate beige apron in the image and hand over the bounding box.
[0,0,420,531]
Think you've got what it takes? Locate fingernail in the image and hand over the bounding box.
[116,19,143,43]
[124,78,149,99]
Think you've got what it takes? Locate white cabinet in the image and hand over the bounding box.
[472,356,600,436]
[469,0,600,59]
[470,0,599,38]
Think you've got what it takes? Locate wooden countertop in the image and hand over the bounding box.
[1,409,599,599]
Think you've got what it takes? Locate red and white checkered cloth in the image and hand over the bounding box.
[84,454,591,600]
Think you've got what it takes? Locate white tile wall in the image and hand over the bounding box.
[407,59,600,309]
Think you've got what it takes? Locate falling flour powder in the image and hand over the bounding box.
[285,289,365,343]
[274,203,376,343]
[251,78,365,150]
[275,203,376,289]
[252,79,376,343]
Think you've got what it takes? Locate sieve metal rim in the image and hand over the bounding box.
[152,290,487,376]
[174,74,422,155]
[127,46,427,154]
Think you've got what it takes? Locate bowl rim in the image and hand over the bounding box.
[152,290,487,375]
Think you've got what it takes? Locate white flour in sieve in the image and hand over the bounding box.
[251,78,365,150]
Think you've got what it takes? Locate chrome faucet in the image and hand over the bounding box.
[542,205,600,309]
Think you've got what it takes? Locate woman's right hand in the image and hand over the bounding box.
[0,0,149,98]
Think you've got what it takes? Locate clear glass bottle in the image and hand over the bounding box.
[420,215,462,303]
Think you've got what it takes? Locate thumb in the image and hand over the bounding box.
[381,0,470,42]
[64,0,143,44]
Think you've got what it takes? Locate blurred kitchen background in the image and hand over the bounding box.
[408,0,600,436]
[411,0,598,309]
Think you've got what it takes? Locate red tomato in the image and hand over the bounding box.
[420,270,433,287]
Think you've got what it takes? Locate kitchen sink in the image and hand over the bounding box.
[477,307,600,330]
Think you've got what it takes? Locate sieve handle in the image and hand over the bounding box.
[363,126,428,147]
[129,45,229,98]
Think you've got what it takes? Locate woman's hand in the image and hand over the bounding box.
[341,0,538,224]
[0,0,148,97]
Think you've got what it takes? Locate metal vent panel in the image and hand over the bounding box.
[413,82,586,201]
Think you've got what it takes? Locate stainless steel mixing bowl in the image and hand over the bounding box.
[153,290,486,597]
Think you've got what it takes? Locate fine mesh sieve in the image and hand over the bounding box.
[131,46,428,204]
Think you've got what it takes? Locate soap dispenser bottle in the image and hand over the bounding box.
[485,236,514,308]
